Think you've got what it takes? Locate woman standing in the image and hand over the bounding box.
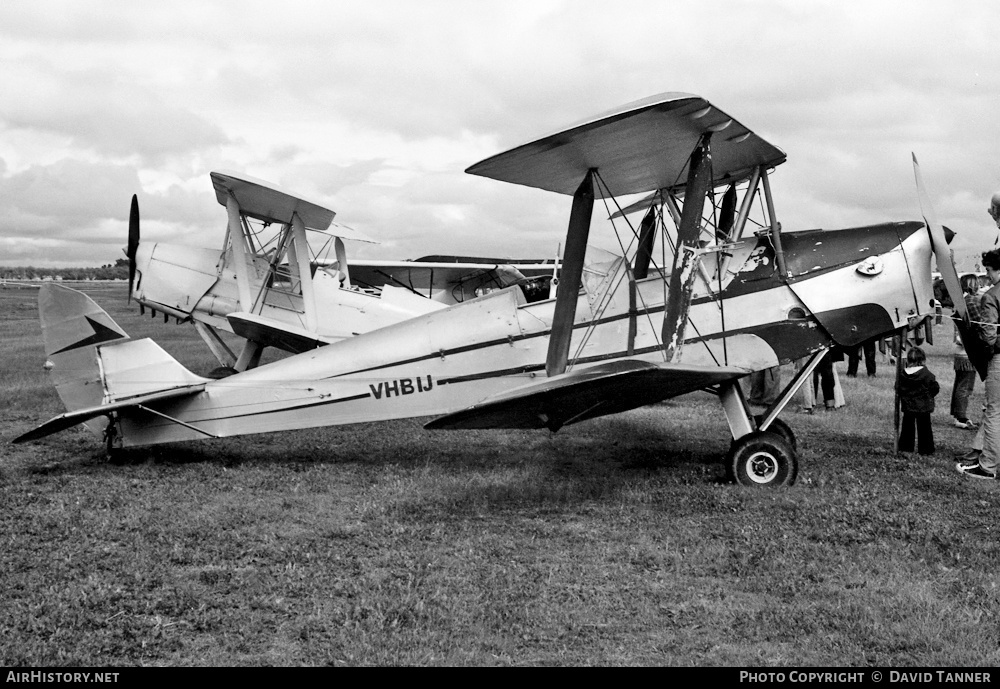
[950,274,982,430]
[958,250,1000,480]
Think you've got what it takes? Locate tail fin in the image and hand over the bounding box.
[40,284,130,419]
[16,284,207,444]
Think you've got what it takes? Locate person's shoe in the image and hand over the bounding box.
[953,419,977,430]
[956,463,997,480]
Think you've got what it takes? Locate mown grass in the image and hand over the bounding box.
[1,283,998,666]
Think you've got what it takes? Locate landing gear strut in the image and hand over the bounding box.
[716,350,830,486]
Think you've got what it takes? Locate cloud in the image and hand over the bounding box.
[0,59,230,166]
[0,158,224,266]
[1,0,1000,270]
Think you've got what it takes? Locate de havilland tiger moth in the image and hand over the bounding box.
[15,92,979,487]
[125,170,558,372]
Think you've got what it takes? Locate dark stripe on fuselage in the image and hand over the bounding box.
[216,319,836,417]
[439,317,834,386]
[325,308,665,379]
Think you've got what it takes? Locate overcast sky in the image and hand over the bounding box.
[1,0,998,270]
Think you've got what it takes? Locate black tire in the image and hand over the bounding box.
[727,431,798,487]
[754,415,797,453]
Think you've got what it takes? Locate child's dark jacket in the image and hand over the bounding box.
[896,366,940,413]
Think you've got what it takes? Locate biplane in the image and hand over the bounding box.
[127,171,556,371]
[17,92,973,487]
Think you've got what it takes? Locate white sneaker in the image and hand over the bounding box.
[956,463,998,480]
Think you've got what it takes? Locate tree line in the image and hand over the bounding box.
[1,258,129,282]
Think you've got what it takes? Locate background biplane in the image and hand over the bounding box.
[17,92,974,487]
[127,171,556,371]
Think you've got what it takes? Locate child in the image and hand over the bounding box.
[896,346,940,454]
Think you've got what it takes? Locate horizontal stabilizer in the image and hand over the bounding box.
[19,284,212,444]
[14,384,205,444]
[425,359,748,432]
[99,337,211,399]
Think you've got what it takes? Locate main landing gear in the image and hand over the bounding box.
[717,349,826,487]
[727,429,797,487]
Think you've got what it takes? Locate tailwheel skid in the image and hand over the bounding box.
[726,430,798,487]
[103,414,124,463]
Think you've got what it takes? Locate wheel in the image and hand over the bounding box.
[727,431,798,487]
[753,415,797,453]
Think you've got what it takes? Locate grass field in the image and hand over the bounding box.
[1,282,998,666]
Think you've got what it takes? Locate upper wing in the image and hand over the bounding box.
[210,170,376,243]
[425,359,748,432]
[466,92,786,198]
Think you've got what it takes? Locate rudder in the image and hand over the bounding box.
[39,284,130,419]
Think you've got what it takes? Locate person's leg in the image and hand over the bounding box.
[899,412,916,452]
[971,423,984,452]
[863,341,877,376]
[979,358,1000,474]
[952,368,970,418]
[832,365,846,407]
[951,367,964,418]
[748,370,764,405]
[763,367,781,405]
[798,358,815,409]
[847,347,860,377]
[818,361,835,407]
[951,370,976,423]
[917,413,935,455]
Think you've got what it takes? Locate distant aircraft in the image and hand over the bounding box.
[17,92,975,487]
[128,171,555,371]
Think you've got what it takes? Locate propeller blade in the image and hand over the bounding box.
[913,154,990,379]
[127,194,140,303]
[913,154,964,319]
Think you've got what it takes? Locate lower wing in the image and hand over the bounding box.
[426,359,748,432]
